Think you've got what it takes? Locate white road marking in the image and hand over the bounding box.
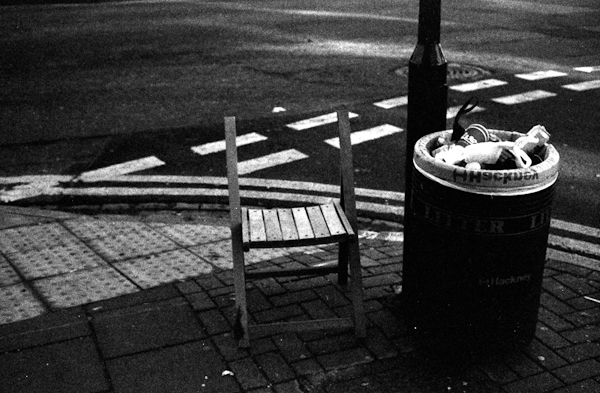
[551,219,600,240]
[562,80,600,92]
[237,149,308,175]
[515,70,568,80]
[450,78,508,92]
[286,112,359,130]
[69,175,405,202]
[373,96,407,109]
[324,124,403,148]
[492,90,557,105]
[446,105,486,119]
[191,132,267,156]
[574,66,600,73]
[78,156,165,180]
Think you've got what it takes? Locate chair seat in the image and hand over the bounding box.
[242,202,355,250]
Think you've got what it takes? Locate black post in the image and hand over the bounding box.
[403,0,448,302]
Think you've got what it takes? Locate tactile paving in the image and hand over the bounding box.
[86,229,179,262]
[149,223,230,246]
[63,218,149,240]
[32,266,139,309]
[0,223,78,254]
[7,242,107,280]
[115,249,213,289]
[0,254,20,287]
[0,283,46,324]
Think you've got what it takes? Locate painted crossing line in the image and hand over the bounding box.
[191,132,267,155]
[324,124,403,148]
[77,156,165,180]
[562,80,600,92]
[492,90,557,105]
[372,97,486,119]
[574,66,600,73]
[373,96,407,109]
[286,112,359,130]
[515,70,568,81]
[238,149,308,175]
[450,78,508,92]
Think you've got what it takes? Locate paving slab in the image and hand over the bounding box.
[0,337,108,393]
[106,340,240,393]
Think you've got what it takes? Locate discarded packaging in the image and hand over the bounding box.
[431,124,550,169]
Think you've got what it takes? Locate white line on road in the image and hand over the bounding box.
[446,105,486,119]
[324,124,403,148]
[551,219,600,239]
[77,156,165,180]
[562,80,600,92]
[191,132,267,155]
[574,66,600,73]
[373,96,407,109]
[286,112,359,130]
[238,149,308,175]
[515,70,568,80]
[492,90,557,105]
[549,235,600,260]
[450,78,508,92]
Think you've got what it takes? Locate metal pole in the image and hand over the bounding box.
[403,0,448,303]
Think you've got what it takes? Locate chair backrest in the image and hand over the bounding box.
[224,111,357,229]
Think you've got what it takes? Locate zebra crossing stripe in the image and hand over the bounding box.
[450,78,508,92]
[446,105,485,119]
[191,132,267,155]
[574,66,600,73]
[286,112,359,130]
[492,90,556,105]
[515,70,568,80]
[562,80,600,92]
[77,156,165,180]
[373,96,408,109]
[324,124,403,148]
[238,149,308,175]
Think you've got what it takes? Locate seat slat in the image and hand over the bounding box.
[306,205,330,238]
[320,203,347,236]
[333,201,355,237]
[292,207,315,240]
[277,209,299,241]
[241,208,250,249]
[248,209,267,243]
[263,209,283,242]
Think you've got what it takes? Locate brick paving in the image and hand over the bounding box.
[0,206,599,392]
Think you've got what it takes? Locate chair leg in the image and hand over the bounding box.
[348,241,366,338]
[232,242,250,347]
[337,241,349,286]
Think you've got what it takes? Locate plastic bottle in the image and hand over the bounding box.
[515,125,550,153]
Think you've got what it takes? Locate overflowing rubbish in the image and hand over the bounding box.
[435,97,551,169]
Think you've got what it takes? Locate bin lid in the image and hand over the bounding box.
[413,129,559,196]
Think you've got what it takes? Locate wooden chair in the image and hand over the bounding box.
[225,110,366,347]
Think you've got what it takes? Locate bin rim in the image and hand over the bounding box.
[413,129,560,196]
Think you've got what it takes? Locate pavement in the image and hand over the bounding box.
[0,201,599,393]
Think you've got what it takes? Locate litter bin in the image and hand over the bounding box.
[404,129,559,351]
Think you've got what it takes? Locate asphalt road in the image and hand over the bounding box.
[1,0,599,229]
